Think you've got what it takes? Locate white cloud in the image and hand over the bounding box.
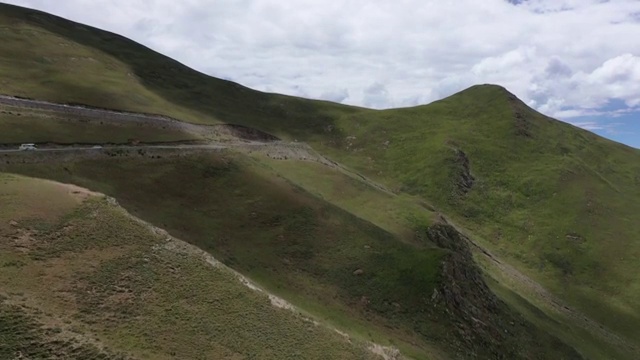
[530,54,640,117]
[363,82,390,108]
[567,121,607,131]
[320,88,350,103]
[566,120,629,135]
[471,47,536,77]
[582,54,640,107]
[4,0,640,117]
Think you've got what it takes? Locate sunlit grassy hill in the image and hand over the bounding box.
[320,84,640,348]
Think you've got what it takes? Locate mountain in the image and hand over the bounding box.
[1,3,639,359]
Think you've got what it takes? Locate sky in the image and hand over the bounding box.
[4,0,640,148]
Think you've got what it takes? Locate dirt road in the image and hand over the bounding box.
[0,94,277,141]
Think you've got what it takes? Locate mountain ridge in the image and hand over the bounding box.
[2,2,637,151]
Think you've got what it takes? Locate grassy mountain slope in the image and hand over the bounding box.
[255,155,439,242]
[1,2,639,359]
[319,85,640,348]
[1,150,583,360]
[0,173,377,359]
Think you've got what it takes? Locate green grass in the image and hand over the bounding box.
[0,172,79,229]
[483,274,624,360]
[1,151,584,360]
[254,155,438,242]
[0,152,450,358]
[0,301,128,360]
[0,105,200,144]
[2,2,639,358]
[0,174,377,359]
[312,86,640,350]
[474,244,635,360]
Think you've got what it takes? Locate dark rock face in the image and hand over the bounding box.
[514,111,533,138]
[427,225,502,357]
[428,226,499,313]
[453,149,475,195]
[426,224,583,360]
[507,94,534,138]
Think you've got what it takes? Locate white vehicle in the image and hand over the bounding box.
[19,143,37,151]
[92,145,103,149]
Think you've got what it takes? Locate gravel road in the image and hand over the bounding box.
[0,94,278,141]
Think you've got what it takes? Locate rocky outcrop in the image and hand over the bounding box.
[507,94,534,138]
[513,111,533,138]
[426,224,583,359]
[452,149,475,195]
[427,225,502,356]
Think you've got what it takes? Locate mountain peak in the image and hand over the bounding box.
[459,83,515,99]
